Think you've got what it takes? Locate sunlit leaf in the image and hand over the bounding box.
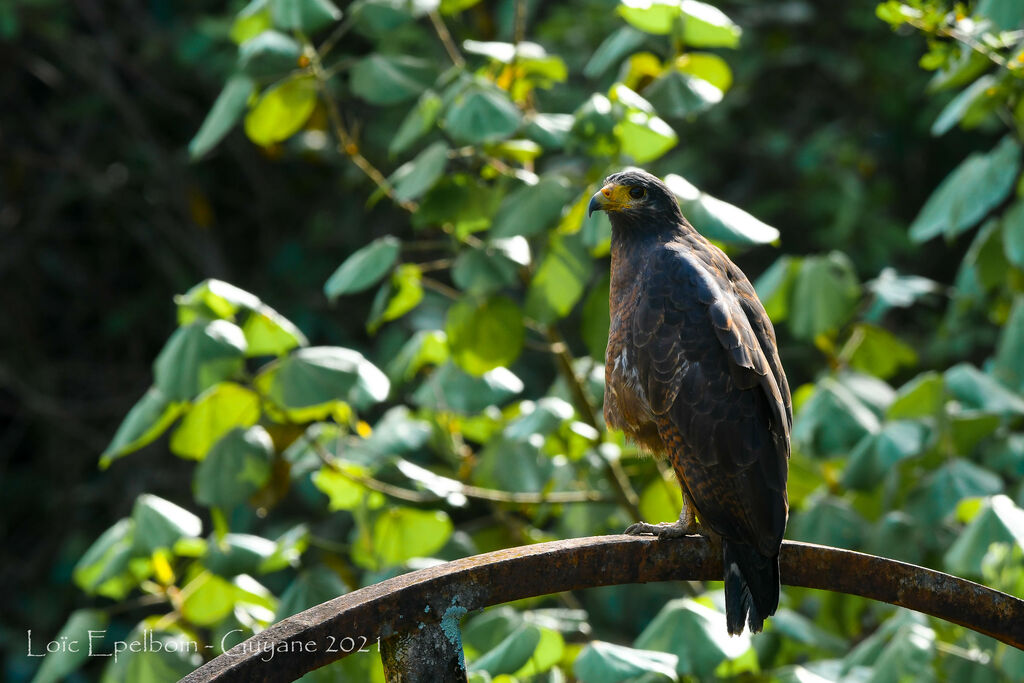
[412,362,523,413]
[787,251,861,340]
[169,382,261,460]
[490,175,574,239]
[679,0,741,48]
[354,507,453,569]
[203,533,277,576]
[634,598,750,676]
[844,323,917,379]
[132,494,202,554]
[574,640,679,682]
[584,26,647,78]
[101,387,186,468]
[367,264,424,333]
[664,174,780,245]
[446,295,525,376]
[255,346,390,411]
[526,232,592,324]
[244,76,317,146]
[469,624,541,676]
[616,110,677,163]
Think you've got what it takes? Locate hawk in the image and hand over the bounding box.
[589,169,791,635]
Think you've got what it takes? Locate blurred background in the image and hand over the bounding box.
[4,0,1024,681]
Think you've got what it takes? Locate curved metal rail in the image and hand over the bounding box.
[182,536,1024,682]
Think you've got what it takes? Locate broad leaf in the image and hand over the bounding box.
[489,175,574,238]
[101,387,186,468]
[444,83,522,144]
[169,382,261,460]
[787,251,861,340]
[390,141,449,203]
[350,54,434,105]
[31,609,110,683]
[525,232,592,323]
[412,362,523,413]
[664,174,780,245]
[634,598,750,676]
[324,236,401,299]
[244,75,317,146]
[256,346,390,411]
[446,296,524,376]
[189,74,255,160]
[271,0,342,33]
[574,640,679,683]
[193,426,274,509]
[237,30,301,79]
[132,494,202,554]
[153,319,247,401]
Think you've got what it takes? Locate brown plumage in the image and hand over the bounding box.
[589,169,791,635]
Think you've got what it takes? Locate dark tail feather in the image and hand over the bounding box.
[723,541,780,635]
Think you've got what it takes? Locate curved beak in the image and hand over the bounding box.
[588,184,614,217]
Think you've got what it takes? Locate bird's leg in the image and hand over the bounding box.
[624,488,703,538]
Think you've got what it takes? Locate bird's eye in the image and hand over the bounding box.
[629,186,645,199]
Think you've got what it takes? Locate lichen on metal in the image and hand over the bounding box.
[181,536,1024,683]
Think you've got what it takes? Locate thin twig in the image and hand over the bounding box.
[308,49,418,213]
[428,10,464,68]
[544,325,642,520]
[312,440,610,505]
[421,276,462,300]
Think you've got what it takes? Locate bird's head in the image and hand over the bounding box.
[587,169,683,227]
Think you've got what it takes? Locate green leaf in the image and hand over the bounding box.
[643,69,722,118]
[413,174,503,236]
[581,273,611,360]
[523,112,575,150]
[189,74,255,160]
[169,382,261,460]
[754,255,800,321]
[664,174,780,245]
[241,305,307,356]
[203,533,276,576]
[976,0,1024,29]
[132,494,202,554]
[180,571,239,626]
[676,52,732,91]
[387,330,449,383]
[389,90,442,156]
[444,84,522,145]
[324,236,401,299]
[231,0,272,44]
[617,0,681,35]
[446,295,525,376]
[101,387,186,468]
[993,296,1024,392]
[945,363,1024,415]
[945,495,1024,575]
[312,464,378,510]
[154,319,247,401]
[841,420,929,491]
[931,74,996,137]
[842,611,935,683]
[271,0,342,33]
[1002,199,1024,269]
[367,264,424,333]
[504,397,574,441]
[793,378,879,457]
[512,627,564,677]
[616,110,677,163]
[256,346,390,411]
[526,232,592,324]
[788,495,866,548]
[584,26,647,78]
[116,628,202,681]
[193,426,273,509]
[276,566,348,620]
[73,519,135,598]
[907,459,1003,525]
[680,0,741,48]
[412,362,523,413]
[909,136,1021,242]
[354,507,453,569]
[390,142,449,203]
[864,268,940,321]
[30,609,109,683]
[350,54,435,105]
[634,598,750,676]
[639,475,683,524]
[887,371,945,419]
[469,624,541,676]
[787,251,861,340]
[844,323,918,379]
[489,175,574,238]
[574,640,679,683]
[237,30,301,80]
[452,247,520,294]
[176,279,262,323]
[473,435,561,492]
[244,75,317,146]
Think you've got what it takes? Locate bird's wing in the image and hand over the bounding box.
[631,241,789,554]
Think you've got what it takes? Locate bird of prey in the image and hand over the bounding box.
[589,169,791,635]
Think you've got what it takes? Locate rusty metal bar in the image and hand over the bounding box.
[181,536,1024,682]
